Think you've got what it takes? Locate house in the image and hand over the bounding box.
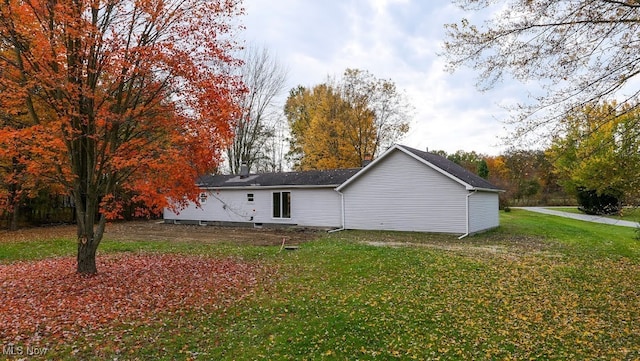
[163,144,503,236]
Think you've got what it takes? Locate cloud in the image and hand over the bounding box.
[241,0,521,156]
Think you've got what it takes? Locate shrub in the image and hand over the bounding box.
[576,187,621,215]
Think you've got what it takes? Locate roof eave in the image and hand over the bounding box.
[200,184,342,190]
[467,186,505,193]
[396,146,481,190]
[336,145,401,191]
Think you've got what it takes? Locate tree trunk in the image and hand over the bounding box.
[9,206,19,231]
[77,237,98,275]
[75,210,106,275]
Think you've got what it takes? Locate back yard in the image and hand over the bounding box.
[1,210,639,360]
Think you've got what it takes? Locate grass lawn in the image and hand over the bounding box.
[1,210,639,360]
[551,206,640,223]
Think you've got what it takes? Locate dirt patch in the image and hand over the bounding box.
[360,234,557,261]
[0,221,323,246]
[363,240,522,260]
[106,221,324,246]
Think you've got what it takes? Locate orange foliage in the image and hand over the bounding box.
[0,0,244,220]
[1,0,244,272]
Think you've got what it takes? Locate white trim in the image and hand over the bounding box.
[396,146,475,190]
[271,190,291,219]
[337,144,502,193]
[471,187,505,193]
[336,145,398,191]
[338,145,470,191]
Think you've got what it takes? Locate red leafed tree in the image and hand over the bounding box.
[0,0,244,274]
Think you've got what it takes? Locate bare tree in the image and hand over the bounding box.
[227,46,288,174]
[256,112,289,173]
[340,69,411,160]
[443,0,640,144]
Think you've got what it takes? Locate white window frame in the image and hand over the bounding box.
[272,191,291,219]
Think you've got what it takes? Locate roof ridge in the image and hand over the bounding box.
[397,144,501,190]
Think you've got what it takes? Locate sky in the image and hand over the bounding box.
[239,0,526,156]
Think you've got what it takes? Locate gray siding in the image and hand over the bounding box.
[341,150,468,233]
[288,188,342,227]
[468,191,500,233]
[164,187,341,228]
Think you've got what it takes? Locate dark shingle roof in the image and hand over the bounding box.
[197,168,360,188]
[398,145,502,190]
[197,145,501,191]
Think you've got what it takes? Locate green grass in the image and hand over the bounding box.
[0,237,76,262]
[0,237,275,264]
[502,209,639,258]
[551,206,640,223]
[3,210,640,360]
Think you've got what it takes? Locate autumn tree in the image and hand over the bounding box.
[0,54,60,230]
[340,69,411,163]
[0,133,55,230]
[0,137,27,231]
[0,92,28,230]
[0,0,243,274]
[285,69,411,170]
[484,155,511,208]
[226,45,287,174]
[285,84,359,169]
[548,101,640,212]
[444,0,640,142]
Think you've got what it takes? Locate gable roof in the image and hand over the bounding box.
[197,144,501,192]
[399,145,501,191]
[197,168,360,189]
[336,144,502,192]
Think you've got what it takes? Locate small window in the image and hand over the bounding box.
[272,191,291,218]
[199,192,208,204]
[247,193,254,202]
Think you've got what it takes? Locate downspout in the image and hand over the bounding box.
[328,190,346,233]
[458,190,477,239]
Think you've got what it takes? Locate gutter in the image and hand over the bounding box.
[328,190,346,233]
[467,186,505,193]
[458,190,477,239]
[202,184,342,191]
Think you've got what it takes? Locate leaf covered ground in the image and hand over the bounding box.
[1,210,639,360]
[0,253,270,355]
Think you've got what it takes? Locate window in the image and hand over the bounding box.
[247,193,254,202]
[272,191,291,218]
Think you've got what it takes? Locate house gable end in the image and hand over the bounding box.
[339,148,469,233]
[337,144,502,192]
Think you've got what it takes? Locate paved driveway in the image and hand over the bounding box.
[516,207,640,228]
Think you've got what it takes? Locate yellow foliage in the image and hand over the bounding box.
[285,69,410,170]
